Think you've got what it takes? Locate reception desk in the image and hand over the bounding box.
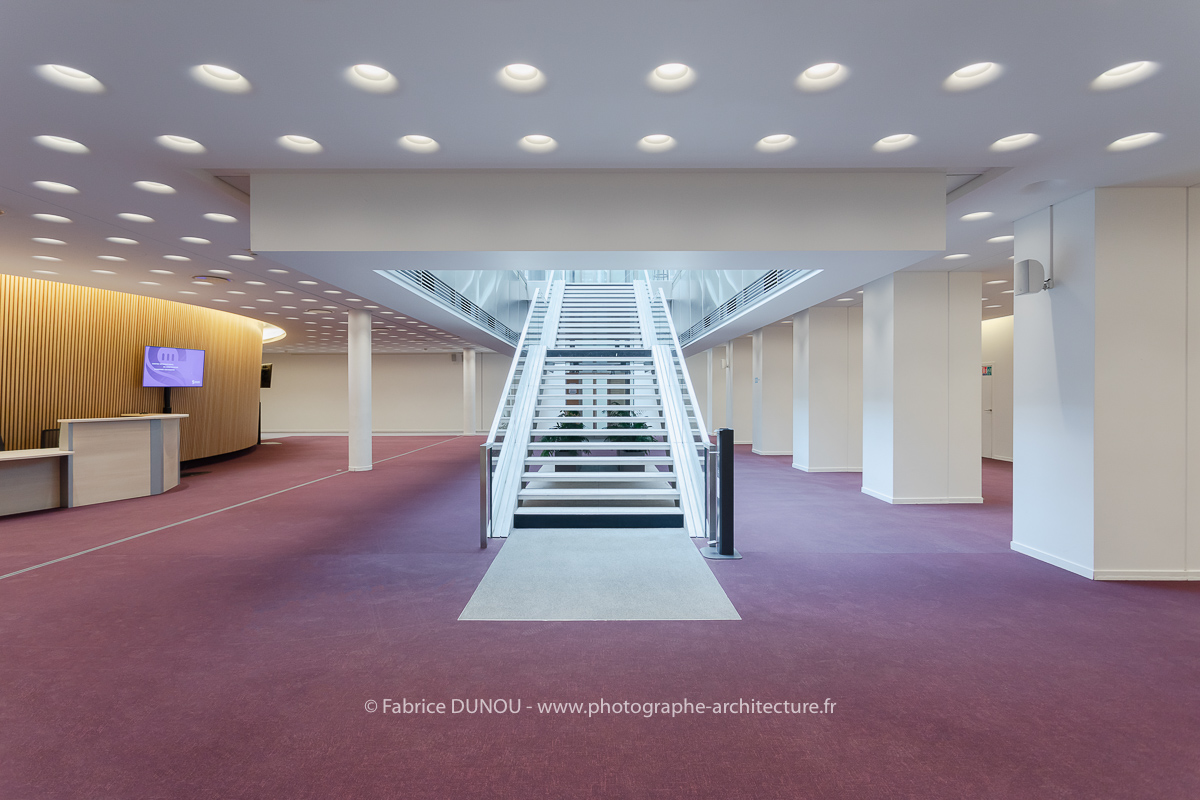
[60,414,188,507]
[0,449,72,516]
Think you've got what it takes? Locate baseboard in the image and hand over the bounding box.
[861,487,983,504]
[751,449,792,456]
[1093,569,1199,581]
[347,466,373,472]
[1010,541,1094,579]
[793,463,862,473]
[985,455,1014,463]
[261,431,465,438]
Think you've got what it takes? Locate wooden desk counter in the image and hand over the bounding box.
[0,449,72,516]
[59,414,187,507]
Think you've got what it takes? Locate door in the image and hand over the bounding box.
[981,363,994,458]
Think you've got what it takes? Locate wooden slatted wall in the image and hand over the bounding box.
[1,275,263,460]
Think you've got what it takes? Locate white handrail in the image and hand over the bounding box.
[658,287,710,441]
[485,287,543,445]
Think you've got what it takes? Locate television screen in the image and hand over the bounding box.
[143,346,205,387]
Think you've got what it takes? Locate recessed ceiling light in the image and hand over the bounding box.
[275,290,294,295]
[207,269,232,275]
[836,297,854,302]
[227,290,246,295]
[156,135,206,154]
[211,298,229,302]
[245,280,265,286]
[323,289,342,294]
[345,63,399,93]
[118,213,155,223]
[795,62,848,91]
[134,180,176,194]
[98,255,126,261]
[191,64,251,93]
[873,134,917,152]
[106,237,138,245]
[163,255,191,261]
[960,211,994,221]
[268,268,289,274]
[32,213,72,223]
[178,290,198,295]
[756,134,797,153]
[985,280,1008,285]
[1108,132,1163,152]
[1002,290,1015,294]
[229,254,255,261]
[90,269,117,275]
[278,134,323,154]
[638,134,677,153]
[987,235,1015,243]
[204,212,238,223]
[180,236,211,244]
[985,305,1002,309]
[990,133,1040,152]
[519,134,558,153]
[149,269,174,275]
[647,62,695,92]
[943,62,1003,92]
[497,63,546,92]
[34,135,89,154]
[138,281,161,286]
[33,180,78,194]
[1091,61,1159,91]
[32,237,66,245]
[33,255,62,261]
[32,269,59,275]
[944,253,970,260]
[1008,256,1015,260]
[36,64,104,93]
[398,134,440,153]
[298,280,319,285]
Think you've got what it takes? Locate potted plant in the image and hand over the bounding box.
[539,409,591,472]
[604,408,657,472]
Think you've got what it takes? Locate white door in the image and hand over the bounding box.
[981,364,994,458]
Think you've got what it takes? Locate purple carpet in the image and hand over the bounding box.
[1,439,1198,798]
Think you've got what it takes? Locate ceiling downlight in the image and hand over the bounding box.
[36,64,104,93]
[191,64,251,93]
[795,62,848,92]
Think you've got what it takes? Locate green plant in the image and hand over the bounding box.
[603,408,656,444]
[539,409,591,458]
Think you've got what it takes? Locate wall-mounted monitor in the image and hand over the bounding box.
[143,346,205,387]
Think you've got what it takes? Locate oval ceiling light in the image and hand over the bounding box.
[647,62,695,92]
[990,133,1040,152]
[91,269,117,275]
[32,180,79,194]
[755,134,797,153]
[164,255,191,261]
[1108,131,1163,151]
[398,134,440,153]
[944,253,970,260]
[106,236,138,244]
[32,237,66,245]
[987,235,1015,243]
[268,268,289,274]
[960,211,994,221]
[518,134,558,153]
[873,133,917,152]
[190,64,251,93]
[118,212,155,223]
[943,61,1003,92]
[33,255,62,261]
[229,254,255,261]
[637,134,677,153]
[985,279,1009,285]
[150,269,174,274]
[34,135,89,154]
[1091,61,1159,91]
[203,212,238,223]
[497,63,546,93]
[33,270,59,274]
[32,213,72,223]
[134,180,176,194]
[156,135,206,154]
[277,134,323,153]
[98,255,126,262]
[36,64,104,93]
[345,63,399,93]
[180,236,211,244]
[263,325,287,343]
[795,62,849,92]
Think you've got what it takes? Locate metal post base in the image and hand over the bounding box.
[702,544,743,560]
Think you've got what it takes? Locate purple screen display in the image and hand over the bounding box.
[142,346,205,387]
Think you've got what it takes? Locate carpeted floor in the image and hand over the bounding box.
[1,439,1198,799]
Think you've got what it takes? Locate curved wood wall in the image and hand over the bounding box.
[1,275,263,461]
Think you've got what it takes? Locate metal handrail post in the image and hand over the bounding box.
[479,443,491,548]
[706,441,718,545]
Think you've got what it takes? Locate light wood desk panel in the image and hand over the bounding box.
[0,449,71,516]
[60,415,186,507]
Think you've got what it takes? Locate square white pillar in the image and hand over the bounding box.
[792,307,863,472]
[752,325,793,455]
[462,349,477,435]
[862,272,982,503]
[730,337,753,442]
[347,309,373,471]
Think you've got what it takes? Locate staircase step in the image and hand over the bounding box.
[530,442,672,450]
[522,471,677,481]
[512,507,685,529]
[525,456,674,464]
[519,488,678,499]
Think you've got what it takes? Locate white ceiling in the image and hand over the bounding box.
[2,0,1197,352]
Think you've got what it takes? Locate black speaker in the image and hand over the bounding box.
[260,363,273,389]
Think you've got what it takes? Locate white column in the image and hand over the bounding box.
[731,337,753,442]
[862,271,981,503]
[752,325,793,455]
[347,309,372,471]
[723,341,735,430]
[1013,188,1198,580]
[462,349,477,435]
[792,307,863,472]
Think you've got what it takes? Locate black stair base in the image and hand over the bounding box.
[546,349,652,359]
[514,512,685,529]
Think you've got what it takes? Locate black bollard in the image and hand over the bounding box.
[704,427,742,560]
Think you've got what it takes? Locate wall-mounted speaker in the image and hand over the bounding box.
[1015,259,1053,295]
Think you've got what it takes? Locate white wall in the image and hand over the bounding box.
[685,353,710,432]
[752,325,793,455]
[981,317,1014,461]
[262,352,511,435]
[792,307,863,471]
[731,337,754,443]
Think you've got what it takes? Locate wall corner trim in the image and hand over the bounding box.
[1010,541,1095,579]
